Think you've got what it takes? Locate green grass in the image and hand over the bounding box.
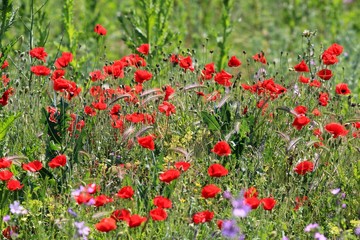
[0,0,359,239]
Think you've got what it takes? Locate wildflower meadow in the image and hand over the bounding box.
[0,0,359,239]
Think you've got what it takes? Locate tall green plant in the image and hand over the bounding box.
[118,0,175,56]
[217,0,234,70]
[62,0,77,54]
[0,0,17,65]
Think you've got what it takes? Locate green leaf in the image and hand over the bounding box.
[0,113,20,142]
[201,111,221,132]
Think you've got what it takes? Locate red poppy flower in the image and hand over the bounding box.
[2,74,10,87]
[134,69,152,84]
[29,47,48,62]
[86,183,99,194]
[318,92,329,106]
[0,170,13,181]
[48,155,67,169]
[294,196,308,211]
[1,60,9,69]
[0,88,13,107]
[299,75,310,84]
[163,85,175,101]
[244,197,261,209]
[174,161,190,172]
[158,101,176,116]
[201,62,216,80]
[201,184,221,198]
[292,115,311,130]
[309,80,321,88]
[126,113,145,123]
[335,83,351,95]
[244,187,258,198]
[111,209,131,222]
[179,56,193,71]
[55,52,73,69]
[153,196,172,209]
[150,208,168,221]
[6,179,23,191]
[326,43,343,56]
[117,186,134,199]
[84,106,97,116]
[30,65,51,76]
[214,70,232,87]
[89,70,105,81]
[228,56,241,67]
[159,169,181,183]
[94,195,113,207]
[95,217,117,232]
[22,160,43,172]
[317,69,332,80]
[92,101,107,110]
[294,106,308,115]
[294,161,314,175]
[109,104,121,117]
[2,226,18,239]
[217,220,223,230]
[322,51,338,65]
[127,214,147,228]
[261,197,276,210]
[137,135,155,150]
[169,54,179,64]
[211,141,231,156]
[51,69,66,81]
[208,163,228,177]
[75,192,93,205]
[192,210,214,224]
[136,43,150,55]
[294,60,309,72]
[252,52,267,64]
[313,128,322,138]
[94,24,107,35]
[312,108,321,116]
[325,123,349,138]
[0,158,12,168]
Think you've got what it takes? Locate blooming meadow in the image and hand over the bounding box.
[0,0,359,239]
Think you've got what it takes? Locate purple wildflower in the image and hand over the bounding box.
[9,201,28,215]
[354,226,360,236]
[68,208,78,217]
[314,232,327,240]
[85,198,95,206]
[71,186,85,197]
[232,197,251,218]
[74,221,90,239]
[2,215,10,222]
[223,191,233,200]
[330,188,341,195]
[305,223,319,232]
[221,220,240,238]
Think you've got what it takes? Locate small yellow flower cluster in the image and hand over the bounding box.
[181,129,194,144]
[164,155,173,163]
[328,223,341,236]
[350,220,360,227]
